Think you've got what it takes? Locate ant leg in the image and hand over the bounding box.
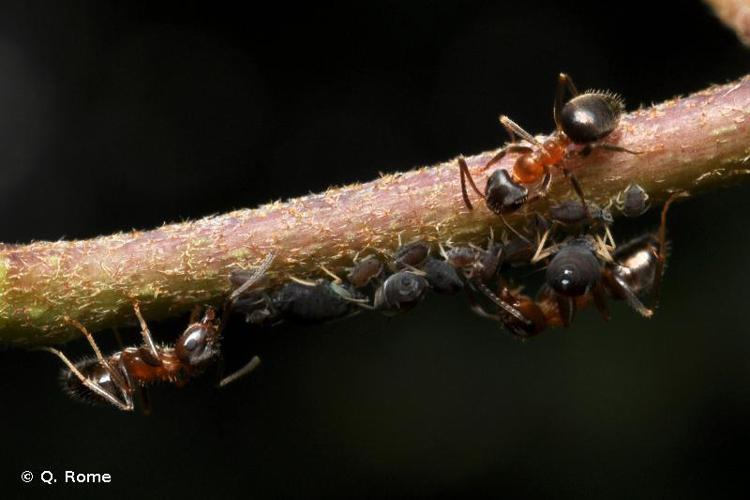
[484,145,534,171]
[458,156,485,210]
[558,166,589,211]
[39,347,134,411]
[499,116,539,145]
[651,191,689,310]
[473,280,532,325]
[556,296,575,327]
[229,252,276,302]
[63,316,128,389]
[593,143,642,155]
[219,356,262,388]
[113,326,151,415]
[610,274,654,318]
[553,73,579,129]
[592,284,610,321]
[132,301,160,362]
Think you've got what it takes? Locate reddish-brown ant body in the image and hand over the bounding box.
[42,254,274,411]
[459,73,636,215]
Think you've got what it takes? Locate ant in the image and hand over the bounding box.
[473,192,686,334]
[459,73,637,215]
[42,303,259,411]
[41,254,275,411]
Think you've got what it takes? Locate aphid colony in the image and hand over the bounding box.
[41,73,685,412]
[231,185,679,339]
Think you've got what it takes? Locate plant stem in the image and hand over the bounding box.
[2,76,750,345]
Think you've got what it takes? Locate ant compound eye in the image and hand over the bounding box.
[485,170,528,214]
[560,92,623,144]
[546,246,601,297]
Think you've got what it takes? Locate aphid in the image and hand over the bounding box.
[614,183,650,217]
[392,241,430,270]
[459,73,636,214]
[443,242,501,282]
[421,257,464,294]
[233,279,363,325]
[548,200,613,228]
[373,270,429,314]
[41,303,259,411]
[347,255,384,288]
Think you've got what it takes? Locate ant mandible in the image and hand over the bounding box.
[459,73,638,215]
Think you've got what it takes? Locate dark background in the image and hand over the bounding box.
[1,1,749,498]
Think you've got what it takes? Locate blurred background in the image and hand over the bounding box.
[1,0,749,498]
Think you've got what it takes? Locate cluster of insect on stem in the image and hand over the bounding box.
[40,73,687,413]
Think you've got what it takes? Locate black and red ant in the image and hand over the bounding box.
[470,192,686,336]
[459,73,637,215]
[41,254,275,411]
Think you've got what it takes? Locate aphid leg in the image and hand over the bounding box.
[458,156,484,210]
[594,234,614,263]
[288,275,317,287]
[554,73,579,128]
[530,229,557,264]
[319,264,342,283]
[229,252,276,302]
[132,301,160,362]
[499,212,530,243]
[651,191,689,309]
[39,347,134,411]
[219,356,262,388]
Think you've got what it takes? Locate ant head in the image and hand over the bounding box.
[545,242,602,297]
[60,357,130,408]
[485,169,528,214]
[175,309,221,366]
[560,91,624,144]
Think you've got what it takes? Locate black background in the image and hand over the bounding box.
[1,1,750,498]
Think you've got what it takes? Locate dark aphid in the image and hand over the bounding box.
[373,271,428,314]
[549,200,613,227]
[615,183,650,217]
[500,236,534,268]
[347,255,384,288]
[393,241,430,270]
[240,280,361,325]
[422,257,463,294]
[459,73,636,216]
[559,91,624,144]
[444,243,500,282]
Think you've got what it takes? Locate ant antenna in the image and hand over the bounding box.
[229,252,276,301]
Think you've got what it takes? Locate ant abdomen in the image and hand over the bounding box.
[560,92,624,144]
[59,357,124,406]
[545,242,601,297]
